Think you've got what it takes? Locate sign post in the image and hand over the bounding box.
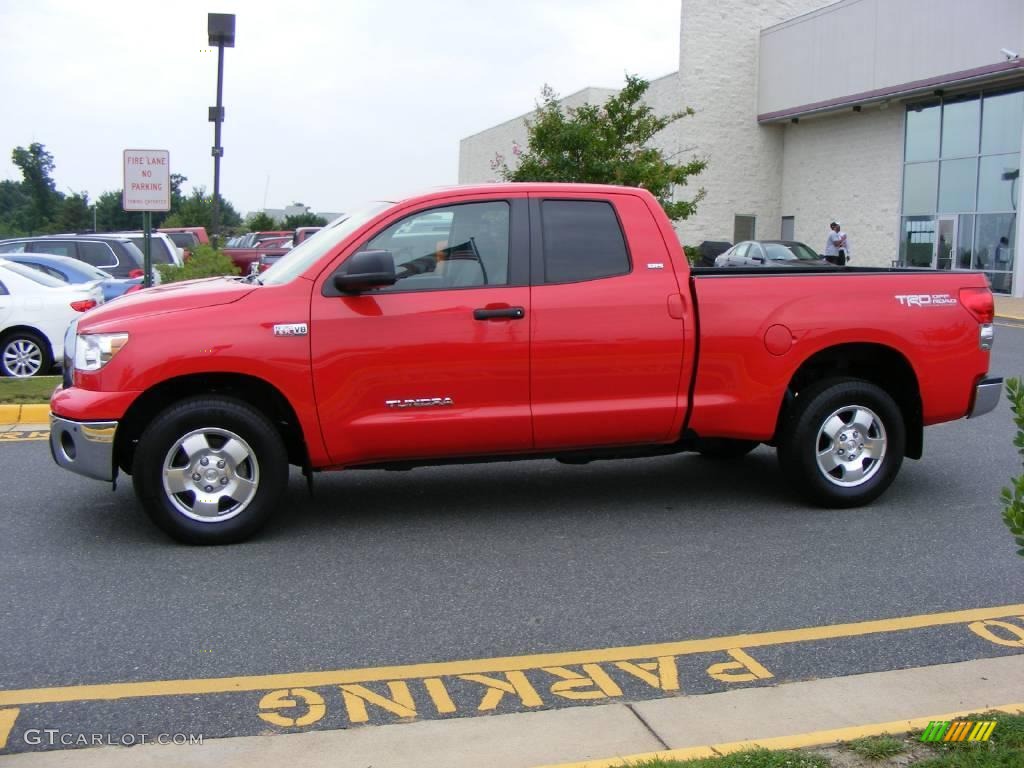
[123,149,170,287]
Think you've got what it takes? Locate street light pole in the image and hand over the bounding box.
[208,13,235,249]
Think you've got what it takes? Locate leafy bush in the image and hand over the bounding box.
[156,244,239,284]
[683,245,700,265]
[1002,377,1024,556]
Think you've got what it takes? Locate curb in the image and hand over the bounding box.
[536,702,1024,768]
[0,404,50,425]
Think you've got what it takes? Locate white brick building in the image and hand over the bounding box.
[459,0,1024,296]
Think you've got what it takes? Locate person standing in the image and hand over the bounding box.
[825,221,850,266]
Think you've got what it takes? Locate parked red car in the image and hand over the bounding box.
[50,183,1000,543]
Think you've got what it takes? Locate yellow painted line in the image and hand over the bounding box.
[0,708,18,750]
[0,603,1022,708]
[18,404,50,423]
[535,702,1024,768]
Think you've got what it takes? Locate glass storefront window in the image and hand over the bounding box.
[902,163,938,215]
[905,103,940,162]
[957,214,974,270]
[974,213,1015,294]
[938,158,977,212]
[900,216,936,267]
[941,98,980,158]
[977,153,1020,212]
[981,90,1024,155]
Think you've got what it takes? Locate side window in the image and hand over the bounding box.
[28,241,73,258]
[78,242,117,269]
[540,200,630,284]
[0,242,26,253]
[361,201,510,292]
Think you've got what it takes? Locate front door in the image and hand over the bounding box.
[310,196,532,466]
[936,216,957,270]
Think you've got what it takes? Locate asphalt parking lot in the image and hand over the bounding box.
[0,323,1022,755]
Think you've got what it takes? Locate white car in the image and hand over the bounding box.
[0,259,104,377]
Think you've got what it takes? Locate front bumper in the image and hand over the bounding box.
[49,415,118,481]
[967,377,1003,419]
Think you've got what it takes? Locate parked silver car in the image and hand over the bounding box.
[715,240,836,268]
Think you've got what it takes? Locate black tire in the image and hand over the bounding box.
[0,330,52,378]
[777,378,905,508]
[696,438,760,460]
[131,396,288,544]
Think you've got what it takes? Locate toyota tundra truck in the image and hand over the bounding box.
[49,183,1002,544]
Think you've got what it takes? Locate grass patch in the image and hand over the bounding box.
[912,712,1024,767]
[631,749,831,768]
[0,375,59,404]
[847,735,906,760]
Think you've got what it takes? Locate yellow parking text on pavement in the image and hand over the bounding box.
[0,603,1022,722]
[0,430,49,442]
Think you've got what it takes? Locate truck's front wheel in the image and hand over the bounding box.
[778,378,905,507]
[132,397,288,544]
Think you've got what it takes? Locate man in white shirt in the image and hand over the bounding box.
[825,221,850,266]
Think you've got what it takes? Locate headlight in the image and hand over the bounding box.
[74,333,130,372]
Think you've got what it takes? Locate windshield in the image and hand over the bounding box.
[764,242,821,261]
[260,202,394,285]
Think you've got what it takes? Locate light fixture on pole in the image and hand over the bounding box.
[208,12,235,249]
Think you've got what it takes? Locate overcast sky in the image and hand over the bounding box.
[0,0,681,217]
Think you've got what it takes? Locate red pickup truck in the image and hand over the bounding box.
[49,183,1002,544]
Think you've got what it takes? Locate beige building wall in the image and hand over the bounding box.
[676,0,828,247]
[779,106,905,266]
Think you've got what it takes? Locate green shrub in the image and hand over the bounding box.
[683,245,700,265]
[1002,377,1024,556]
[156,244,239,284]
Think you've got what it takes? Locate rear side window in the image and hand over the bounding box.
[28,240,74,258]
[540,200,630,284]
[166,232,198,248]
[2,260,67,286]
[127,236,175,264]
[78,241,117,268]
[0,242,26,253]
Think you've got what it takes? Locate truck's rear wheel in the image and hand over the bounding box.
[778,378,904,507]
[132,396,288,544]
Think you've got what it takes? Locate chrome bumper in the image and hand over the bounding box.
[968,377,1003,419]
[49,415,118,481]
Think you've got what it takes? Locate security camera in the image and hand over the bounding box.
[1001,48,1019,60]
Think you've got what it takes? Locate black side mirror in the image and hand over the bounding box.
[332,250,397,293]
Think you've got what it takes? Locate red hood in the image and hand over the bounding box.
[78,277,256,332]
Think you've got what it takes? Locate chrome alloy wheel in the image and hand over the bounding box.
[161,427,260,522]
[815,404,887,487]
[3,338,43,377]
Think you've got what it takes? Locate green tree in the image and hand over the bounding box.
[0,179,30,236]
[1002,378,1024,556]
[55,191,91,233]
[94,190,143,232]
[283,212,327,228]
[247,211,278,231]
[162,187,242,230]
[11,142,61,229]
[498,75,706,221]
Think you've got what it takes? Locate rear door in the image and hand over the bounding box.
[528,193,686,449]
[310,194,533,465]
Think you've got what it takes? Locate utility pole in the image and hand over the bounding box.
[208,13,235,249]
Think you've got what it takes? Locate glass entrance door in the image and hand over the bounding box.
[936,216,957,270]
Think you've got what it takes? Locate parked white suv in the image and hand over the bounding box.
[0,259,104,377]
